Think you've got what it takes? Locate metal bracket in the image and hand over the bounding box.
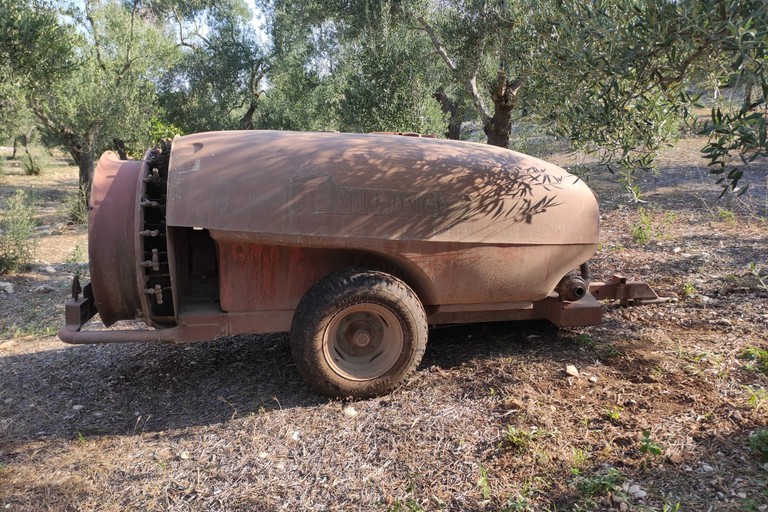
[589,274,668,307]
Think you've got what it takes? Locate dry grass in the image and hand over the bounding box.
[1,140,767,511]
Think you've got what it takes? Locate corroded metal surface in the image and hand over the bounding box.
[87,152,143,327]
[61,130,644,346]
[166,131,599,246]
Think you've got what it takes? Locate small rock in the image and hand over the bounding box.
[40,265,57,274]
[565,365,580,378]
[701,463,715,473]
[291,431,301,441]
[342,405,358,417]
[178,450,189,460]
[32,284,56,294]
[717,318,732,327]
[72,404,84,411]
[628,484,641,494]
[633,490,647,499]
[668,452,684,464]
[619,502,628,511]
[737,492,747,499]
[588,375,598,383]
[258,452,268,459]
[673,247,682,254]
[0,282,13,294]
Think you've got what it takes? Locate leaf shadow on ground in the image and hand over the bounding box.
[1,320,620,441]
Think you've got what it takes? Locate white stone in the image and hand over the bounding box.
[0,282,13,294]
[565,365,580,378]
[701,463,715,473]
[342,405,358,417]
[628,484,641,494]
[633,490,647,499]
[72,404,84,411]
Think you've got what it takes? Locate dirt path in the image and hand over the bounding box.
[1,140,766,511]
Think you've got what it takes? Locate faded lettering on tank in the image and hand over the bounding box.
[291,175,471,219]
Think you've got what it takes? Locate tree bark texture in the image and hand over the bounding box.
[433,90,463,140]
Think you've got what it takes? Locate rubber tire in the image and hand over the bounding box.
[290,269,428,398]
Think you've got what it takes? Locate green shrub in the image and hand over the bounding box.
[19,146,48,176]
[742,347,768,375]
[62,185,89,225]
[749,429,768,463]
[0,190,37,273]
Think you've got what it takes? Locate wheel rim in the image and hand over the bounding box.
[323,303,404,381]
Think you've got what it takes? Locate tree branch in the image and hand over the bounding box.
[115,0,139,87]
[417,17,457,72]
[85,0,107,73]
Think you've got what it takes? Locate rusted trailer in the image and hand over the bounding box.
[59,131,660,397]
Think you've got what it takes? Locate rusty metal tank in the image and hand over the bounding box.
[59,131,661,397]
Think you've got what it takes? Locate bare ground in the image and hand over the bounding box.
[0,138,767,511]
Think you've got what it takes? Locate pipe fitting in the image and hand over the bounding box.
[556,275,588,302]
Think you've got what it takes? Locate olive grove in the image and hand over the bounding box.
[1,0,766,193]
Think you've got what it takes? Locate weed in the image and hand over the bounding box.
[716,207,736,224]
[12,325,57,337]
[639,430,663,456]
[20,147,48,176]
[572,448,590,467]
[572,466,625,498]
[604,406,623,424]
[76,431,86,444]
[744,386,768,412]
[62,184,89,225]
[682,282,697,298]
[662,502,682,512]
[389,477,427,512]
[741,347,768,375]
[574,333,596,349]
[748,262,768,292]
[388,500,427,512]
[631,208,654,244]
[630,207,675,244]
[65,243,86,264]
[478,464,491,500]
[0,190,37,273]
[570,448,591,475]
[502,426,537,452]
[748,429,768,463]
[501,496,534,512]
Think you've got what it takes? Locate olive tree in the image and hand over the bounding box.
[536,0,768,195]
[28,0,179,189]
[155,0,267,132]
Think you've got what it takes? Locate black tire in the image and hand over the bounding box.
[290,269,428,398]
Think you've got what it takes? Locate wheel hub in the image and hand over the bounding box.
[324,304,404,381]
